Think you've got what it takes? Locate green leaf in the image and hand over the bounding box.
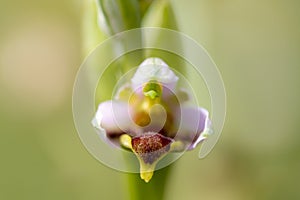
[141,0,186,75]
[97,0,142,35]
[138,0,155,17]
[142,0,178,30]
[82,0,107,56]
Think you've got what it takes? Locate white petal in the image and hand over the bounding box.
[92,100,133,134]
[131,57,179,92]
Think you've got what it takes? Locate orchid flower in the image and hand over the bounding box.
[92,57,212,182]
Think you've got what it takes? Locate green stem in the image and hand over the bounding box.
[126,165,172,200]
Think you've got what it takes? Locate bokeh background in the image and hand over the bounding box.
[1,0,300,199]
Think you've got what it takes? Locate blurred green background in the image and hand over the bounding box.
[1,0,300,199]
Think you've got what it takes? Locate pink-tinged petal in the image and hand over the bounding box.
[190,117,212,150]
[175,88,190,103]
[131,57,179,96]
[176,106,212,150]
[92,100,133,135]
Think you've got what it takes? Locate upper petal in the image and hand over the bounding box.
[131,57,179,93]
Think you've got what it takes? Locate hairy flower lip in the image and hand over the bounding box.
[119,132,175,183]
[131,132,173,164]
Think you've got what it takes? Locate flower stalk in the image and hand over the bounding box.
[126,165,172,200]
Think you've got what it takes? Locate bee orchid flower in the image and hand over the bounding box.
[92,58,212,182]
